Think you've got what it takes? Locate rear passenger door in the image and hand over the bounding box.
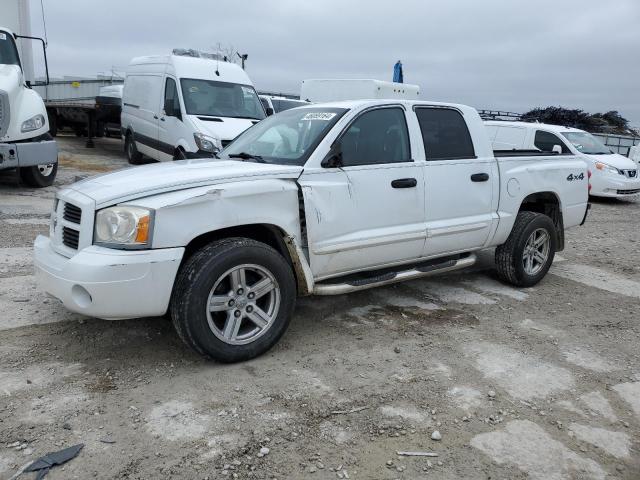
[415,107,497,256]
[300,106,426,279]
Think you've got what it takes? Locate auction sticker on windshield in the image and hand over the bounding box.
[0,33,6,40]
[302,112,337,121]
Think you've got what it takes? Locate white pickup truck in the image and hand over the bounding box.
[34,100,590,362]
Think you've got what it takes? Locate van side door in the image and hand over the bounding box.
[299,106,426,280]
[122,74,163,161]
[415,107,497,256]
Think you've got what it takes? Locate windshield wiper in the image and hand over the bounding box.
[228,152,266,163]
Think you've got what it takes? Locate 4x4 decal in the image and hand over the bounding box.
[566,172,585,181]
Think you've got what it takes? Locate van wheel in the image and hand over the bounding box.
[170,238,296,363]
[495,211,556,287]
[19,163,58,188]
[174,148,187,160]
[125,134,144,165]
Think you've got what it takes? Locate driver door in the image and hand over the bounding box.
[299,106,426,280]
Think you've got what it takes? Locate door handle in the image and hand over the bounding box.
[391,178,417,188]
[153,115,159,119]
[160,117,165,122]
[471,173,489,182]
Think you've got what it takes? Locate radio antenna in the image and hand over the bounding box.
[215,43,220,76]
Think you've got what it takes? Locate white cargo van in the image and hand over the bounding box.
[121,51,265,164]
[259,95,309,115]
[300,79,420,103]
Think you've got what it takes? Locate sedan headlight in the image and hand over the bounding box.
[595,162,621,175]
[194,132,222,153]
[21,114,45,133]
[94,206,153,248]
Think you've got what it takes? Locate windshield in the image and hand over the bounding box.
[273,99,309,113]
[0,31,21,67]
[221,107,348,165]
[180,78,265,120]
[562,132,612,155]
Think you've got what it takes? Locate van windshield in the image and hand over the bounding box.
[180,78,265,120]
[221,107,348,165]
[0,31,21,67]
[562,132,612,155]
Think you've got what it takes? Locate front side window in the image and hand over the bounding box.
[180,79,265,120]
[164,78,180,114]
[222,107,348,165]
[415,108,475,160]
[562,132,611,155]
[0,31,20,67]
[339,107,411,166]
[534,131,571,154]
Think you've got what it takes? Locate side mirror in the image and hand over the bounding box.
[321,145,343,168]
[265,107,274,116]
[552,145,563,154]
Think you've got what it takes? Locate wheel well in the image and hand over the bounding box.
[519,192,565,251]
[182,224,295,270]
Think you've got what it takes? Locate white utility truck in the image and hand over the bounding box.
[0,26,58,187]
[121,50,265,164]
[486,121,640,198]
[301,78,420,103]
[259,94,309,115]
[35,100,589,362]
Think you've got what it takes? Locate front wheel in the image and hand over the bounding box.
[19,163,58,188]
[170,238,296,362]
[495,211,557,287]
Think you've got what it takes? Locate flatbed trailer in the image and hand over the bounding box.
[34,79,123,147]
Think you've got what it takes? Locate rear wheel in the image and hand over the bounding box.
[19,162,58,188]
[170,238,296,362]
[495,211,556,287]
[125,133,144,165]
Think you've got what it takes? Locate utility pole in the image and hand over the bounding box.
[236,52,248,70]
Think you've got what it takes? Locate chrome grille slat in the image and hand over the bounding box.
[0,90,9,138]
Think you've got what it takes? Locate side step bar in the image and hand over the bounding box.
[313,253,477,296]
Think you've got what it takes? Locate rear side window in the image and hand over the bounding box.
[339,107,411,166]
[123,75,163,112]
[534,130,571,154]
[415,108,475,160]
[493,126,527,150]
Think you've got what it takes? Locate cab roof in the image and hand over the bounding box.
[127,54,254,85]
[484,120,586,134]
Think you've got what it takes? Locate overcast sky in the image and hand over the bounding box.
[26,0,640,124]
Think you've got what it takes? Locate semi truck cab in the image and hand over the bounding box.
[0,27,58,187]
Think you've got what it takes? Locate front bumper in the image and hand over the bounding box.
[0,139,58,169]
[590,175,640,198]
[34,235,184,320]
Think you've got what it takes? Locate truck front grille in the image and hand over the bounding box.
[617,189,640,195]
[63,203,82,224]
[0,90,9,138]
[62,226,80,249]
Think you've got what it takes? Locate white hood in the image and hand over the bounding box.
[190,115,258,142]
[69,159,302,208]
[586,153,637,170]
[0,64,21,93]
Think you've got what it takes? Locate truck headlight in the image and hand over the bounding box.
[94,206,154,248]
[595,162,622,175]
[194,132,222,153]
[21,114,45,133]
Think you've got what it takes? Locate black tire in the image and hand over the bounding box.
[18,163,58,188]
[47,110,57,137]
[174,148,187,160]
[495,211,557,287]
[125,133,144,165]
[170,238,297,363]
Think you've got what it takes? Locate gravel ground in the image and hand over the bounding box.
[0,135,639,480]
